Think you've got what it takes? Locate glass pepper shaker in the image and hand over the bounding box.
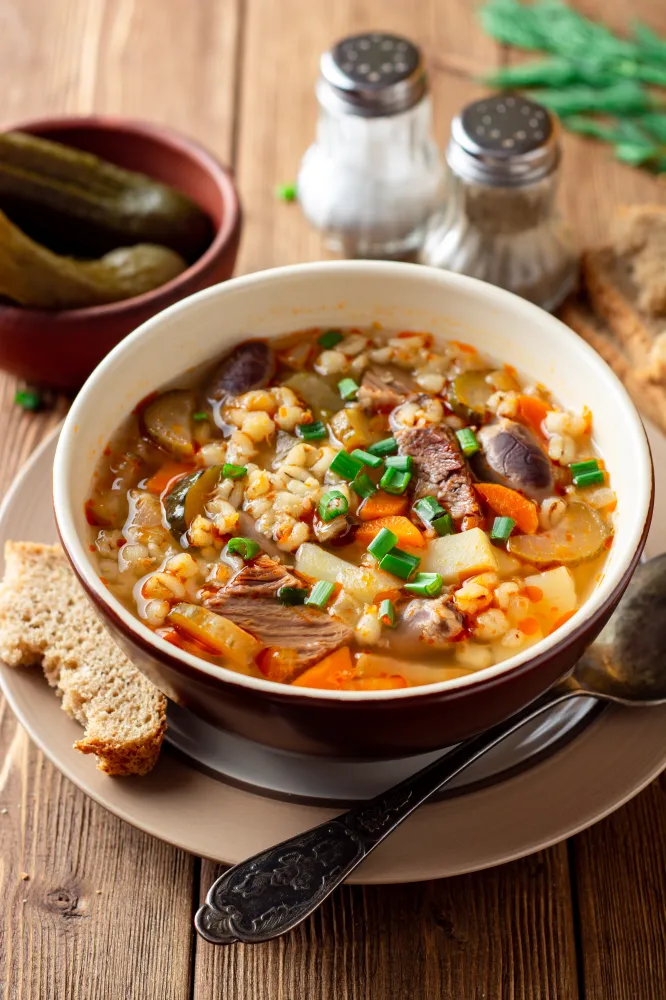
[298,32,446,260]
[420,94,578,312]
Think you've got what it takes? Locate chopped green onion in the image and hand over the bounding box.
[351,448,384,470]
[368,436,398,457]
[385,454,413,472]
[431,513,455,536]
[570,459,600,477]
[456,427,480,456]
[275,181,297,202]
[367,527,399,559]
[305,580,335,609]
[351,472,378,499]
[413,495,444,526]
[378,599,396,627]
[330,450,365,480]
[227,537,261,560]
[379,547,421,580]
[338,377,359,401]
[318,329,344,349]
[14,389,41,411]
[318,490,349,522]
[223,463,247,479]
[379,466,412,494]
[405,572,443,598]
[490,517,516,543]
[277,586,307,606]
[573,469,605,488]
[297,420,327,441]
[192,411,209,422]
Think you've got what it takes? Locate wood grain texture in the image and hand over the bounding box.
[194,848,578,1000]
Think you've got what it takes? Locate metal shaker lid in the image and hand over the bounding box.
[448,94,560,186]
[318,33,427,118]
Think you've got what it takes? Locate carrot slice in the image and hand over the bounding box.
[145,461,195,495]
[517,616,540,636]
[475,483,539,534]
[515,394,549,439]
[292,647,355,689]
[357,491,409,521]
[356,515,426,549]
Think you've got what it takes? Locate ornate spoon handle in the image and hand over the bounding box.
[195,684,581,944]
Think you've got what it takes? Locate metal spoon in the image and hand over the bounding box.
[195,554,666,946]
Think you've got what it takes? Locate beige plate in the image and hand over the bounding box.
[1,428,665,883]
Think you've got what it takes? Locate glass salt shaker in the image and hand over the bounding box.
[420,94,578,312]
[298,32,446,260]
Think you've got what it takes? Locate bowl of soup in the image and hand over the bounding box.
[53,261,653,758]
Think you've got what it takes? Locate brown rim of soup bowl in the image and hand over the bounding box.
[0,115,242,389]
[51,261,655,758]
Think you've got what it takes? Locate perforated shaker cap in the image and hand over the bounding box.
[448,94,560,186]
[317,33,427,117]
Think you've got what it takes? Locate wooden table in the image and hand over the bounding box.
[1,0,665,996]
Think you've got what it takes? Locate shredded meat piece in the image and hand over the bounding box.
[390,596,466,655]
[358,366,415,412]
[202,555,353,677]
[395,425,482,521]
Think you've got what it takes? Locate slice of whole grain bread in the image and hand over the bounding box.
[0,541,166,775]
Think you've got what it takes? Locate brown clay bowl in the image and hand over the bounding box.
[0,115,241,390]
[53,262,653,759]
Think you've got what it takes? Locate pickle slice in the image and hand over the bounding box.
[143,390,196,458]
[508,502,609,566]
[448,370,493,421]
[163,465,222,537]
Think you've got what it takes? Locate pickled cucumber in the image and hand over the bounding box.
[0,131,213,261]
[0,208,186,309]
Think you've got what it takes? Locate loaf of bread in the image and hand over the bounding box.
[0,541,166,775]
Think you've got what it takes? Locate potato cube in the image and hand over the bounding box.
[524,567,577,627]
[421,527,499,584]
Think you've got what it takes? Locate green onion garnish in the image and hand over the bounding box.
[431,513,455,536]
[330,451,365,480]
[338,377,359,401]
[351,472,378,499]
[405,572,443,598]
[305,580,335,609]
[223,463,247,479]
[297,420,327,441]
[227,537,261,560]
[379,466,412,494]
[490,517,516,543]
[277,586,307,606]
[275,181,297,202]
[385,454,413,472]
[378,599,396,627]
[413,495,444,526]
[368,437,398,457]
[573,469,605,488]
[351,448,384,470]
[14,389,41,411]
[318,489,349,522]
[367,527,398,560]
[379,547,421,580]
[456,427,479,456]
[318,329,344,349]
[570,459,600,477]
[192,411,209,422]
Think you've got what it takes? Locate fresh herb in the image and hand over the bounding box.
[318,329,344,349]
[379,467,412,494]
[15,388,41,411]
[227,537,261,560]
[367,527,399,559]
[378,598,396,627]
[456,427,479,457]
[385,454,413,472]
[338,377,359,401]
[305,580,335,608]
[368,436,398,457]
[490,516,516,543]
[275,182,297,203]
[404,572,444,598]
[379,547,421,581]
[330,450,365,480]
[192,411,209,422]
[351,472,378,499]
[431,513,455,536]
[413,495,445,526]
[223,463,247,479]
[351,448,384,470]
[297,420,327,441]
[318,489,349,522]
[573,469,605,488]
[277,586,307,606]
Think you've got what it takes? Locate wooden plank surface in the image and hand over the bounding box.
[0,0,665,997]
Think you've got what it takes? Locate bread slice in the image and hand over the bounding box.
[581,247,661,361]
[0,542,166,775]
[559,296,666,434]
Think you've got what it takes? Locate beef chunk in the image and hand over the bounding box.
[203,555,353,677]
[395,425,482,521]
[358,366,415,412]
